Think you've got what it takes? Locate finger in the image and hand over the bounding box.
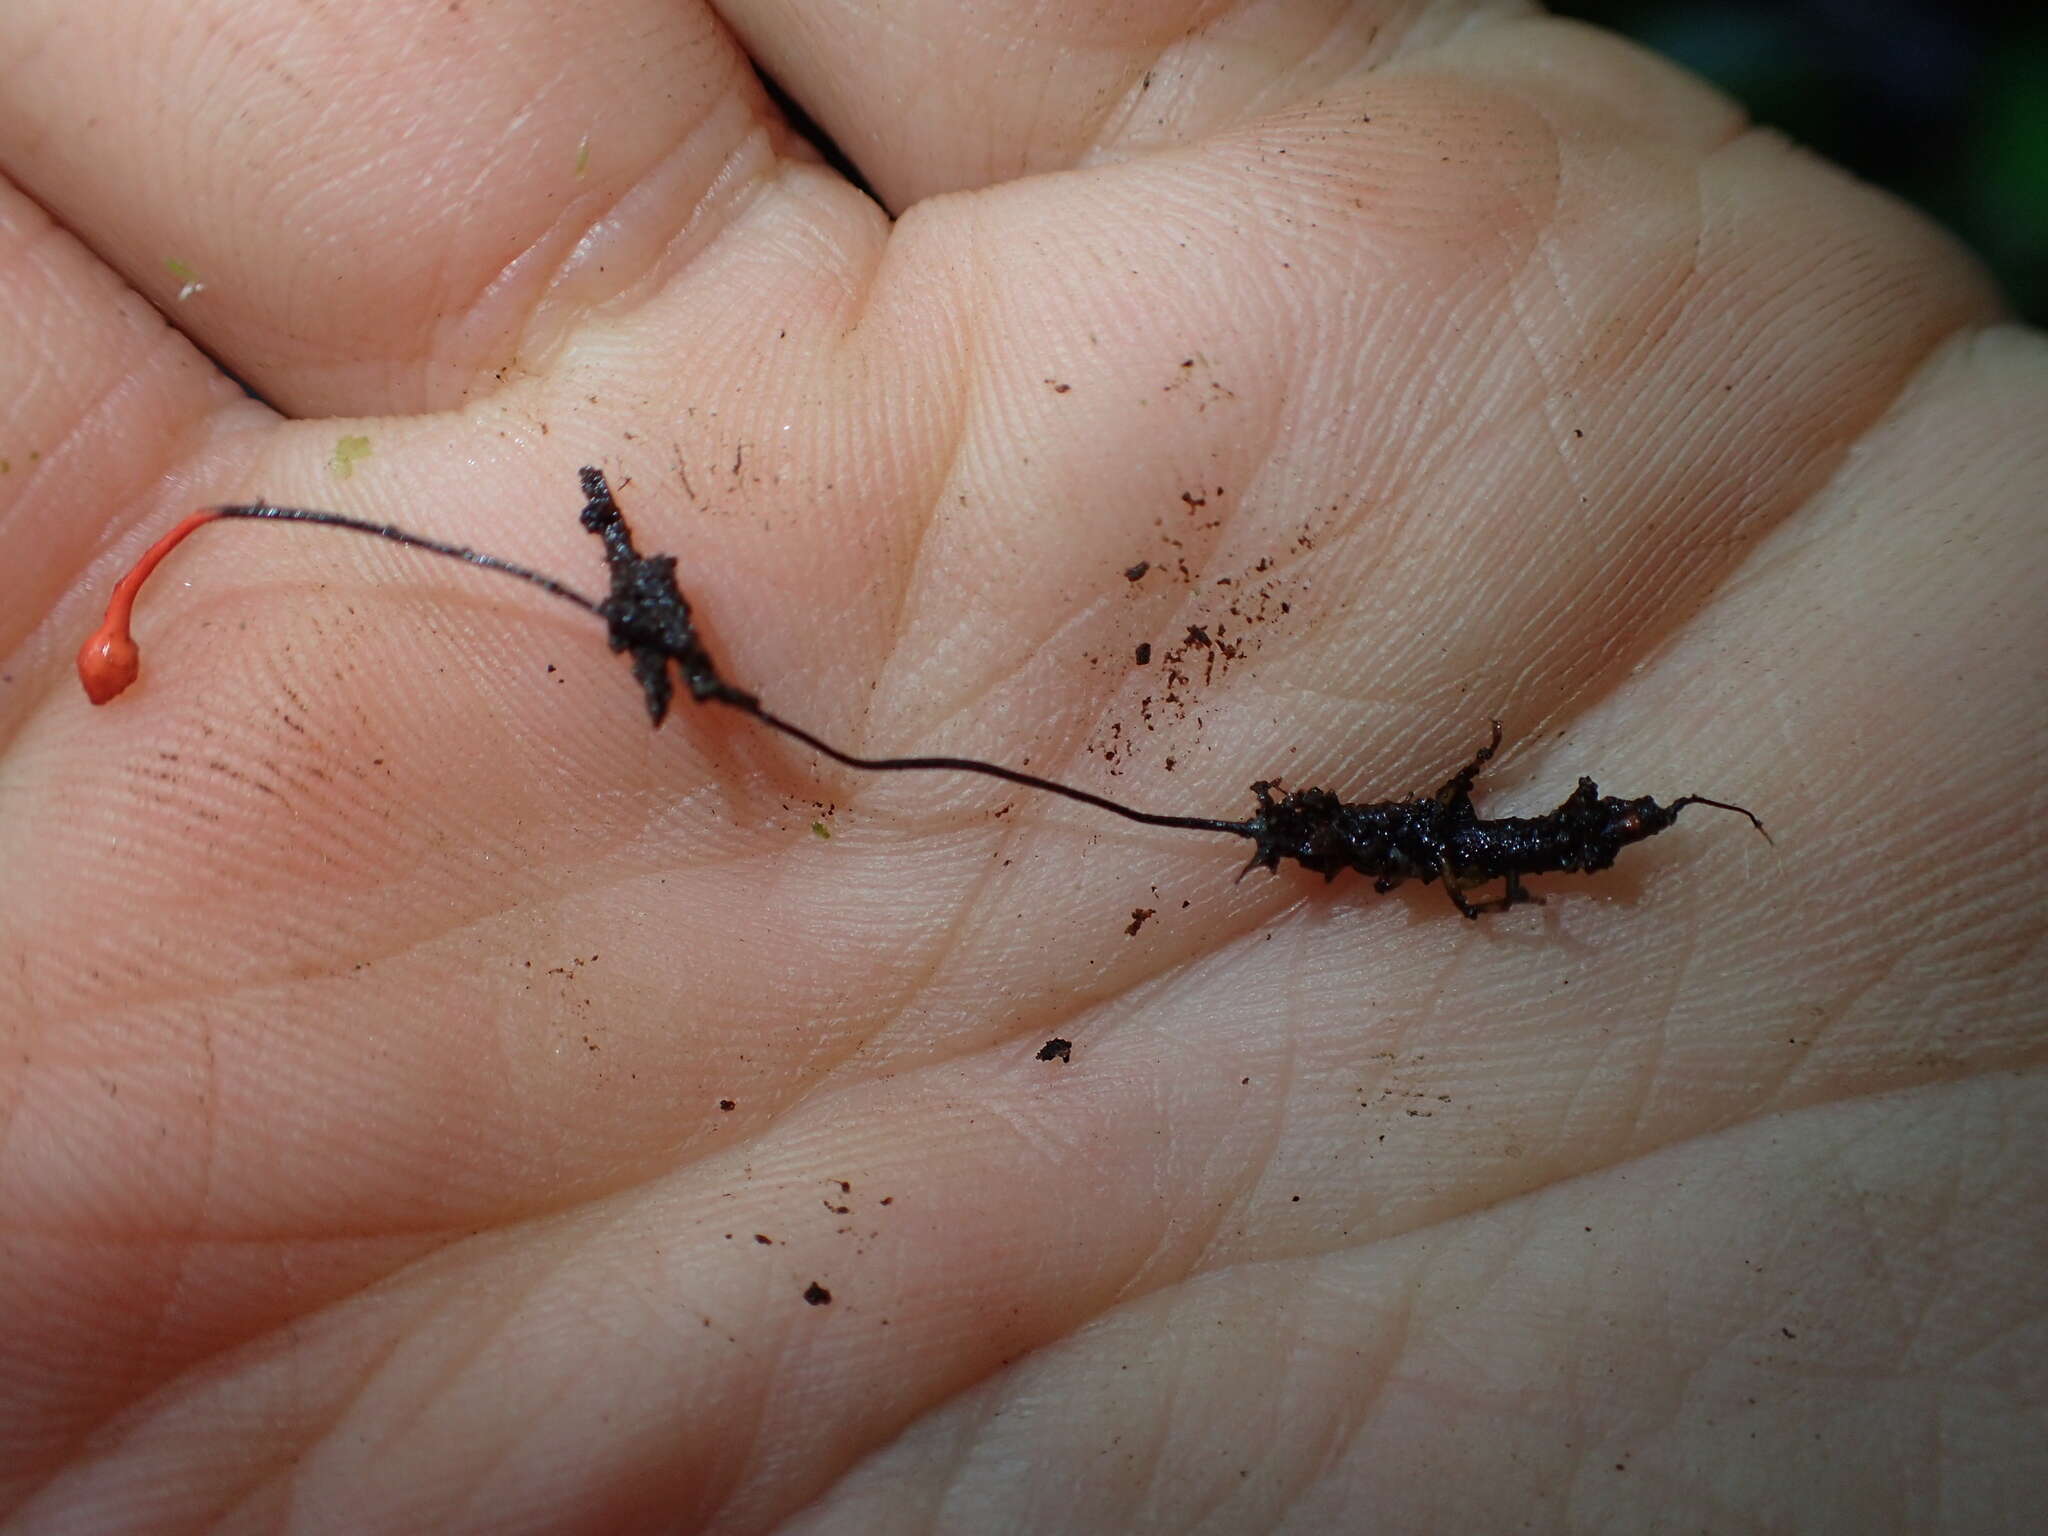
[717,0,1449,208]
[713,0,1745,209]
[0,0,821,416]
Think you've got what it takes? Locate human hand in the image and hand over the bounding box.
[2,1,2042,1529]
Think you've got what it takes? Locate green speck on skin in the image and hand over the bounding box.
[163,257,205,300]
[330,434,373,480]
[575,135,591,177]
[0,459,9,474]
[810,821,832,840]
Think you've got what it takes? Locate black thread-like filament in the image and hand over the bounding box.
[80,468,1766,916]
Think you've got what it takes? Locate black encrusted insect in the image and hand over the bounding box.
[1234,720,1767,917]
[81,467,1768,917]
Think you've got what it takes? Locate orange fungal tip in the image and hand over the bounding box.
[78,625,140,704]
[76,507,223,707]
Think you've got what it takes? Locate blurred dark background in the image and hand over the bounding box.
[1549,1,2047,323]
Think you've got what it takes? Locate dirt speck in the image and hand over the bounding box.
[1036,1038,1072,1063]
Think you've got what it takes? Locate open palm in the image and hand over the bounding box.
[3,2,2042,1531]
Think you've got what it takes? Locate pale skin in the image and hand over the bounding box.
[0,0,2043,1530]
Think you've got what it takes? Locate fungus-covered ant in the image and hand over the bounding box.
[79,468,1767,917]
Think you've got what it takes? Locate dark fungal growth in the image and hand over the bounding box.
[1236,721,1768,918]
[80,468,1767,918]
[574,464,754,723]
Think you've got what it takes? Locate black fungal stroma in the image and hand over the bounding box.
[86,467,1768,917]
[1238,721,1767,918]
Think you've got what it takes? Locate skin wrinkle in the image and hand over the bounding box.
[1101,1,1427,167]
[21,849,552,1027]
[197,1455,314,1536]
[1421,135,1867,716]
[706,1261,875,1534]
[436,1315,622,1535]
[922,1401,985,1536]
[879,314,1086,773]
[831,1073,2038,1527]
[785,862,1243,1093]
[0,204,76,349]
[1756,951,1888,1108]
[1147,1057,1289,1279]
[1856,1135,1951,1372]
[3,1224,458,1263]
[1831,1147,1916,1367]
[7,348,179,573]
[234,9,767,412]
[469,117,780,404]
[24,673,777,1019]
[1090,48,1182,153]
[337,1236,596,1478]
[1607,978,1677,1160]
[19,1278,419,1532]
[18,1008,513,1245]
[1552,1027,1632,1169]
[1125,1053,1281,1309]
[1286,1277,1417,1523]
[1619,907,1697,1149]
[1124,1307,1193,1529]
[463,172,650,390]
[1241,0,1383,118]
[718,1143,1182,1498]
[1288,1264,1414,1518]
[1178,925,1309,1284]
[574,115,788,341]
[43,1042,2029,1529]
[877,582,1121,803]
[20,807,1026,1243]
[1490,307,1982,868]
[1038,376,1288,746]
[866,828,1027,1056]
[153,1018,223,1392]
[1275,1309,1374,1512]
[731,847,991,1102]
[195,1313,421,1536]
[843,339,974,764]
[1333,956,1437,1194]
